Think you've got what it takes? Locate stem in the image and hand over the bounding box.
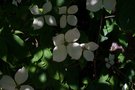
[93,11,104,79]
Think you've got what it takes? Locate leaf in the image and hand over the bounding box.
[20,85,34,90]
[60,15,67,28]
[43,48,52,59]
[65,28,80,43]
[59,6,67,14]
[31,50,43,63]
[44,15,57,26]
[118,53,125,63]
[83,50,94,61]
[57,0,65,6]
[13,34,24,47]
[32,17,44,30]
[100,34,108,42]
[42,0,52,14]
[15,67,28,85]
[0,38,7,62]
[67,5,78,14]
[67,15,78,26]
[117,0,135,33]
[53,45,67,62]
[67,43,82,60]
[86,0,102,12]
[0,75,16,90]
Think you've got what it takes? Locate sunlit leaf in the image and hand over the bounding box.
[118,53,125,63]
[15,67,28,85]
[39,73,47,83]
[43,48,52,59]
[60,15,67,28]
[67,43,82,60]
[53,45,67,62]
[67,15,78,26]
[65,28,80,43]
[43,0,52,14]
[13,34,24,47]
[31,50,43,63]
[83,50,94,61]
[44,15,57,26]
[68,5,78,14]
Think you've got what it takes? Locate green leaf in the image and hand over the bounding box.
[0,38,7,62]
[118,38,128,47]
[31,50,43,63]
[57,0,65,6]
[118,53,125,63]
[13,34,24,47]
[117,0,135,33]
[43,48,52,60]
[103,20,115,36]
[100,34,108,42]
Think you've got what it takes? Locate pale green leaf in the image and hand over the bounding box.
[31,50,43,63]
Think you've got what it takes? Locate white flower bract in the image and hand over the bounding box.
[29,0,57,30]
[0,67,34,90]
[53,28,82,62]
[59,5,78,28]
[81,42,99,61]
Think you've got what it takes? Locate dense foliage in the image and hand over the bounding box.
[0,0,135,90]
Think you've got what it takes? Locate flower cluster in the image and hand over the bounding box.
[0,67,34,90]
[53,28,99,62]
[86,0,116,12]
[29,0,57,30]
[59,5,78,28]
